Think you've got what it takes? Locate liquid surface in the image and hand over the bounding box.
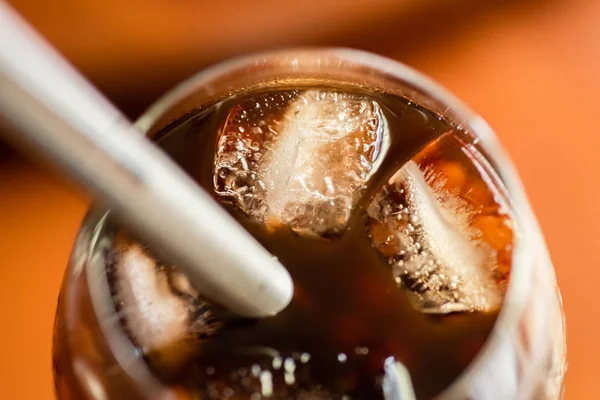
[104,86,513,399]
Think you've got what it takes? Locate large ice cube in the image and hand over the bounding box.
[214,89,385,236]
[367,134,513,313]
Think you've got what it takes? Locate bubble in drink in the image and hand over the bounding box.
[165,356,336,399]
[367,133,512,313]
[214,89,385,237]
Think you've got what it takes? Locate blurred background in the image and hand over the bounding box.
[1,0,598,398]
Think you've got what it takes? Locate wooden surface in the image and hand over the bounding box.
[1,0,598,398]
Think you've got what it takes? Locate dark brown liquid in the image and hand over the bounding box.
[106,86,510,400]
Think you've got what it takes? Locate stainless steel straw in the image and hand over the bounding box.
[0,3,294,318]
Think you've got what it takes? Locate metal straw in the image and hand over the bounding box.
[0,3,293,318]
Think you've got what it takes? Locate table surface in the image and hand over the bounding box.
[1,0,599,398]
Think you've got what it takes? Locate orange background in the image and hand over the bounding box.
[1,0,598,398]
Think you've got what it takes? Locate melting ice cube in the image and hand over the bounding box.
[107,234,221,370]
[214,89,386,237]
[367,134,513,313]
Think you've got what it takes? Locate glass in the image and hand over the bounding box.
[52,49,566,400]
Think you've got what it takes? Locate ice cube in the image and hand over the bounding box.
[107,234,222,370]
[214,89,385,237]
[367,134,512,313]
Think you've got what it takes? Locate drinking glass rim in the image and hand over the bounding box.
[85,47,543,398]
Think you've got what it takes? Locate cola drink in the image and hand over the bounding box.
[53,51,565,400]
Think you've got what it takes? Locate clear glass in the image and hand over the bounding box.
[52,48,566,400]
